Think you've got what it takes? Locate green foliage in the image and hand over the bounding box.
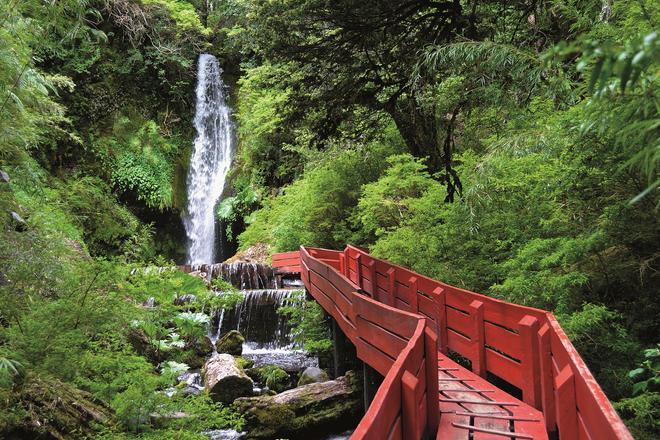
[239,129,404,251]
[173,312,210,341]
[107,120,177,210]
[278,292,331,356]
[112,374,165,433]
[253,364,290,393]
[143,0,210,36]
[628,346,660,396]
[357,154,437,239]
[614,392,660,439]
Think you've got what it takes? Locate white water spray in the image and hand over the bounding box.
[184,54,234,264]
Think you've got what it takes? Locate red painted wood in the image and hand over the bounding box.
[356,315,407,358]
[469,300,486,377]
[538,323,557,433]
[555,365,578,440]
[519,315,542,409]
[484,320,522,360]
[402,371,421,440]
[291,246,632,440]
[445,306,472,338]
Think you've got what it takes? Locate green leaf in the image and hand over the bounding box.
[589,58,604,92]
[632,381,648,396]
[629,367,645,379]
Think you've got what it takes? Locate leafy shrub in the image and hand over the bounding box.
[278,292,331,356]
[239,132,403,251]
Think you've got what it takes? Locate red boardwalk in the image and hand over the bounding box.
[275,246,632,440]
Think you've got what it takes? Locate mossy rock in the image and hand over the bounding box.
[235,356,255,370]
[297,367,329,387]
[246,364,291,393]
[234,371,361,439]
[216,330,244,355]
[1,373,115,439]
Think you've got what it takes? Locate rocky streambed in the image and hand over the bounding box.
[130,263,360,439]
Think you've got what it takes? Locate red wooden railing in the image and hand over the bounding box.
[287,245,632,440]
[271,250,302,274]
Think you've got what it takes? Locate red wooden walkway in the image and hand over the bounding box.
[273,246,633,440]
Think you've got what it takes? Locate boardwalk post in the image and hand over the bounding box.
[408,276,419,313]
[424,326,440,435]
[519,315,542,409]
[434,287,448,353]
[368,260,376,298]
[555,365,578,440]
[363,362,380,411]
[538,323,557,433]
[386,267,396,307]
[356,254,363,289]
[469,300,486,377]
[332,319,347,378]
[402,371,421,440]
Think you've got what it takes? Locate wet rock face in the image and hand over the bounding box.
[217,330,245,355]
[297,367,329,387]
[181,263,276,290]
[204,354,254,404]
[233,372,362,439]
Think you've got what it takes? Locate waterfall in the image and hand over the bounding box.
[184,54,234,265]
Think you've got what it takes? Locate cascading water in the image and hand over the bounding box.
[184,54,234,265]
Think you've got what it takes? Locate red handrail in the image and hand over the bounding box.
[287,245,632,440]
[299,246,439,439]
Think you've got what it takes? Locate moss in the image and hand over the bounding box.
[216,330,244,355]
[0,373,116,439]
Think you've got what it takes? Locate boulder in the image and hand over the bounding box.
[174,294,197,306]
[196,335,214,355]
[9,211,27,231]
[246,365,292,393]
[203,354,253,403]
[142,297,157,308]
[234,371,361,439]
[216,330,244,355]
[0,169,9,183]
[297,367,329,387]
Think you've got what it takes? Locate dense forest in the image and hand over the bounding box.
[0,0,658,439]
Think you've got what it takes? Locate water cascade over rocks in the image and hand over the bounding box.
[183,262,277,289]
[183,54,234,265]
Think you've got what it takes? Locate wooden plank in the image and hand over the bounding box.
[355,338,395,376]
[386,267,396,307]
[353,372,402,440]
[519,315,542,409]
[424,327,440,436]
[353,293,419,340]
[578,412,592,440]
[272,250,299,260]
[408,276,419,313]
[356,315,408,359]
[271,256,300,265]
[484,321,521,360]
[273,265,300,273]
[446,307,472,338]
[538,323,557,433]
[469,300,486,377]
[402,371,421,440]
[485,347,523,389]
[386,414,403,440]
[446,328,472,358]
[555,365,578,440]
